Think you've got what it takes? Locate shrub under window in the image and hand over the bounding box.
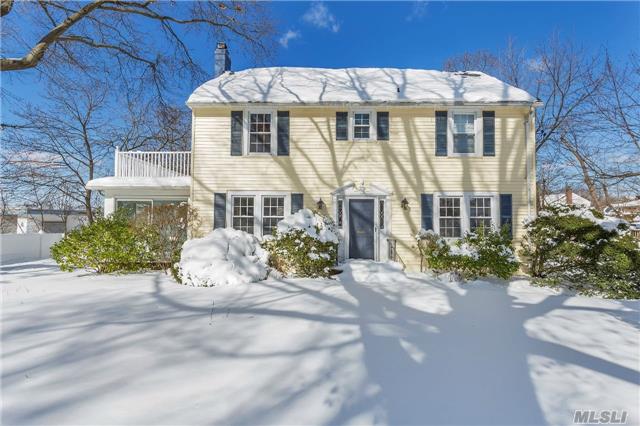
[263,209,339,278]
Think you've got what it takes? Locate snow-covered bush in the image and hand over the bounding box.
[520,205,640,298]
[416,227,519,280]
[263,209,338,278]
[175,228,269,286]
[51,211,156,273]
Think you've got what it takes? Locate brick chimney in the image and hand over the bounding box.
[565,186,573,205]
[214,42,231,78]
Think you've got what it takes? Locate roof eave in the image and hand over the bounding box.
[186,100,539,109]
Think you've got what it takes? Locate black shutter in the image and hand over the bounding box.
[291,193,304,213]
[500,194,513,238]
[483,111,495,156]
[377,111,389,141]
[214,193,226,229]
[421,194,434,230]
[435,111,448,156]
[277,111,290,156]
[230,111,243,156]
[336,112,348,141]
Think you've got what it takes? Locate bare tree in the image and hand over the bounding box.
[443,50,500,74]
[0,1,274,84]
[442,34,640,209]
[2,72,191,223]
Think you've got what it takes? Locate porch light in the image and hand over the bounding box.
[316,198,326,211]
[401,197,409,210]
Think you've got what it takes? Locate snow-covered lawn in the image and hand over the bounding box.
[2,260,638,425]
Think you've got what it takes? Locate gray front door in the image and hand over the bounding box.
[349,199,375,259]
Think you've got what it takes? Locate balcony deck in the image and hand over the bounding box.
[115,149,191,178]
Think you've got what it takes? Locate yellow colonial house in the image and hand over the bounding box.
[87,43,539,270]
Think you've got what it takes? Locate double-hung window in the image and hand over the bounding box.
[262,196,285,236]
[435,193,498,237]
[249,113,272,153]
[353,112,371,140]
[232,196,255,234]
[452,113,476,154]
[439,197,462,238]
[470,197,492,232]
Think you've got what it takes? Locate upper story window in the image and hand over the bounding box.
[249,113,272,153]
[353,112,371,140]
[452,113,476,154]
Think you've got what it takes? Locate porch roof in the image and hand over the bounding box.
[86,176,191,191]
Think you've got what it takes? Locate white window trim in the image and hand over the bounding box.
[350,110,377,141]
[226,191,290,239]
[433,192,499,238]
[243,108,277,156]
[447,109,483,157]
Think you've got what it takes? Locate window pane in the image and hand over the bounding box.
[232,196,254,234]
[337,199,343,228]
[379,199,385,230]
[439,197,461,238]
[116,200,151,221]
[454,134,475,153]
[470,197,492,232]
[454,114,475,133]
[353,113,370,139]
[262,196,285,236]
[249,113,271,153]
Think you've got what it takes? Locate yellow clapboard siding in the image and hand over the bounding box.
[190,106,536,270]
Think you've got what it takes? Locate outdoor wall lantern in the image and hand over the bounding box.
[316,198,326,211]
[401,197,410,210]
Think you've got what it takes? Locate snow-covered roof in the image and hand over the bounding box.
[187,67,538,106]
[612,199,640,208]
[86,177,191,190]
[545,193,592,208]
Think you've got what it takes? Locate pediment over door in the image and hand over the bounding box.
[331,181,393,197]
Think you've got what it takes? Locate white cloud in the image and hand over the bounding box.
[279,30,301,48]
[406,0,428,22]
[302,2,340,33]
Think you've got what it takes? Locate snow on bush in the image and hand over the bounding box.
[275,208,339,243]
[521,205,640,298]
[176,228,269,287]
[538,205,628,233]
[263,209,338,278]
[416,226,519,280]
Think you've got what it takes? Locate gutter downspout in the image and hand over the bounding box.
[524,108,533,218]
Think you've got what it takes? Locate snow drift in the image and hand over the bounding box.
[177,228,269,286]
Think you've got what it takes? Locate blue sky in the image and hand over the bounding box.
[266,1,639,70]
[2,1,639,114]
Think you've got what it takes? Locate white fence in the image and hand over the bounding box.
[0,233,64,265]
[115,149,191,177]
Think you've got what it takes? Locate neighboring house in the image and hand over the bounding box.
[1,207,88,234]
[544,188,592,209]
[609,198,640,217]
[87,43,539,270]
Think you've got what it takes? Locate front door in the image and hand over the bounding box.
[348,199,375,259]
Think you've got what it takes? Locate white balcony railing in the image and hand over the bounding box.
[115,148,191,178]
